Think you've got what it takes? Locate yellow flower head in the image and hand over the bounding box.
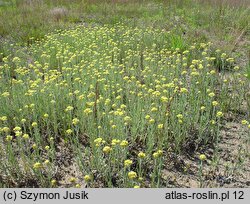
[72,118,80,125]
[22,134,29,139]
[153,150,163,158]
[1,116,7,121]
[84,175,91,182]
[151,107,157,112]
[2,127,10,133]
[13,126,21,131]
[111,139,120,146]
[138,177,144,182]
[199,154,206,161]
[124,116,132,122]
[84,108,93,114]
[120,140,128,147]
[208,92,215,97]
[216,111,223,118]
[32,144,37,149]
[66,129,73,135]
[180,88,188,93]
[212,101,218,106]
[32,122,38,127]
[176,114,183,119]
[69,177,77,183]
[138,152,146,158]
[149,119,155,124]
[157,124,164,129]
[51,179,57,186]
[103,146,112,154]
[200,106,205,111]
[65,106,73,112]
[75,184,81,188]
[2,92,10,97]
[94,137,105,146]
[44,159,50,165]
[124,159,133,167]
[94,137,103,143]
[5,135,13,142]
[241,120,249,125]
[33,162,42,169]
[15,131,22,137]
[210,120,216,125]
[128,171,137,180]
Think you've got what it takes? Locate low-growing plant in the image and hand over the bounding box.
[0,24,248,187]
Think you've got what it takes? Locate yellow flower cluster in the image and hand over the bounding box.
[0,24,245,188]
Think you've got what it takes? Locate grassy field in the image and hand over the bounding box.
[0,0,249,188]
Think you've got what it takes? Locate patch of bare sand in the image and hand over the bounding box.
[161,119,249,187]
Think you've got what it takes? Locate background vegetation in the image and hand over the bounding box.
[0,0,249,188]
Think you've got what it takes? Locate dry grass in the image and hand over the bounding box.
[49,7,68,22]
[0,0,249,56]
[197,0,250,7]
